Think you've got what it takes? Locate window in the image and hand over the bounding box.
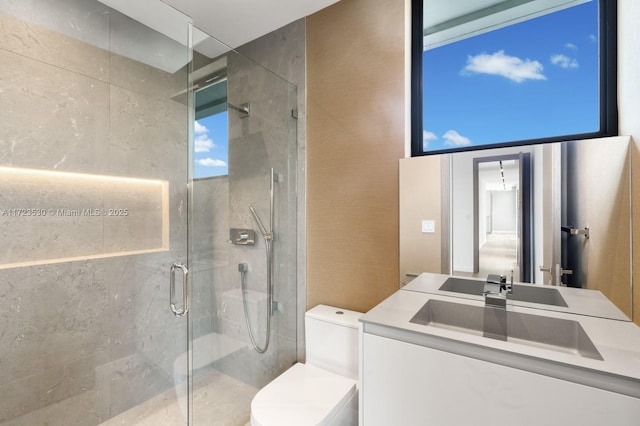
[411,0,617,156]
[194,80,229,178]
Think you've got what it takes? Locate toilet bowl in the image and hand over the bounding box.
[250,305,363,426]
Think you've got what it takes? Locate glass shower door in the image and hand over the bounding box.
[0,0,300,422]
[0,1,192,424]
[187,29,299,425]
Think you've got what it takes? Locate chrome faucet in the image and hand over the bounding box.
[483,271,513,308]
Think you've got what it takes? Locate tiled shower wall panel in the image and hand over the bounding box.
[0,4,205,424]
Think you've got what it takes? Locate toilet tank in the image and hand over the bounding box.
[305,305,363,380]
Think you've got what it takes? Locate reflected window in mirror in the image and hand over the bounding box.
[411,0,617,156]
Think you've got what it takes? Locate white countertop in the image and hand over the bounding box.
[360,288,640,398]
[403,272,630,321]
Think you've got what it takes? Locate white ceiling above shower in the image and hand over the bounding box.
[161,0,342,50]
[96,0,341,70]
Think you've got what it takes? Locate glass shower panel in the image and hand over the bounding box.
[0,1,191,424]
[188,30,298,424]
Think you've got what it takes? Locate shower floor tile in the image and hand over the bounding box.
[99,368,257,426]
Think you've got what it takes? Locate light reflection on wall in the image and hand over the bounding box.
[0,166,169,269]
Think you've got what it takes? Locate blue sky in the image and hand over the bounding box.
[193,111,228,178]
[422,1,599,152]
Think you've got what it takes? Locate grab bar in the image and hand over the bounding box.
[170,262,189,317]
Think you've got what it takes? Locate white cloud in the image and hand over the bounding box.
[442,130,471,147]
[588,34,597,43]
[463,50,546,83]
[423,130,437,149]
[564,43,578,51]
[423,131,437,141]
[195,120,208,135]
[195,158,227,167]
[194,134,216,153]
[194,120,216,153]
[551,54,579,69]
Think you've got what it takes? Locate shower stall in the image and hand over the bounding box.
[0,1,299,425]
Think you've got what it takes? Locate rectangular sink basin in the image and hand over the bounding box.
[439,277,568,307]
[410,299,602,360]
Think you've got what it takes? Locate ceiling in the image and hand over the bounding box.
[95,0,341,70]
[161,0,340,50]
[479,159,519,191]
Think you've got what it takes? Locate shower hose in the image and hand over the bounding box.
[241,169,276,354]
[240,234,274,354]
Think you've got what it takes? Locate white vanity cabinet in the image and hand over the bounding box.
[359,290,640,426]
[361,333,640,426]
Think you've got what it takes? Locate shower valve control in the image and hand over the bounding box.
[230,228,256,245]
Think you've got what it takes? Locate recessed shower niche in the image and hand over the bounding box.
[0,166,168,268]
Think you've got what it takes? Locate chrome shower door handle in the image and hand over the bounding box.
[170,262,189,317]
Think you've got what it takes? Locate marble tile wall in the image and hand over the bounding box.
[0,169,167,266]
[0,2,197,424]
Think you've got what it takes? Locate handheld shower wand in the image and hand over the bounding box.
[250,206,270,241]
[250,168,275,239]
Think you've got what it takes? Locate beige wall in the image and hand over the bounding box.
[306,0,406,313]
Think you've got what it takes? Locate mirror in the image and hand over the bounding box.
[400,136,632,320]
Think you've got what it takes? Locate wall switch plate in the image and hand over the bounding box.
[421,220,435,234]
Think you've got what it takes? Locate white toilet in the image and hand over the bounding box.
[250,304,363,426]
